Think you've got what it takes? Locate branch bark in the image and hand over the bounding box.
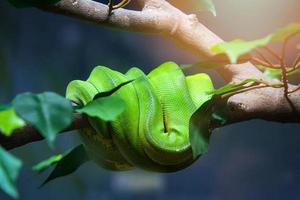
[0,114,90,150]
[1,0,299,149]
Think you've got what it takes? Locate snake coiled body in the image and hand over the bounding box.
[66,62,214,172]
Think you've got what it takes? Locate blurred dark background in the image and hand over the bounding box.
[0,0,300,199]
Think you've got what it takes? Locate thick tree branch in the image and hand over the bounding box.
[1,0,299,149]
[226,87,300,124]
[0,114,90,150]
[42,0,263,82]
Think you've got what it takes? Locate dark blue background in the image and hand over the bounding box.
[0,1,300,199]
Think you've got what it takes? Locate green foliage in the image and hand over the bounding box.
[211,36,272,63]
[189,99,213,158]
[12,92,73,147]
[257,65,300,80]
[271,23,300,41]
[210,78,258,95]
[0,147,22,199]
[41,145,89,186]
[0,108,25,136]
[32,154,63,172]
[7,0,61,8]
[297,43,300,50]
[263,68,281,79]
[197,0,216,16]
[187,73,215,158]
[189,78,259,158]
[73,79,132,121]
[211,23,300,64]
[77,96,126,121]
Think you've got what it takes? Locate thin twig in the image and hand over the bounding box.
[251,57,281,69]
[280,31,300,97]
[281,31,300,67]
[280,36,292,96]
[220,80,283,99]
[253,49,275,67]
[263,47,282,62]
[288,85,300,94]
[292,53,300,70]
[113,0,131,9]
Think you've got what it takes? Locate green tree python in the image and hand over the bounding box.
[66,62,214,172]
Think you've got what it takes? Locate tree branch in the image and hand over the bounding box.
[225,87,300,124]
[42,0,263,82]
[0,113,90,150]
[1,0,299,149]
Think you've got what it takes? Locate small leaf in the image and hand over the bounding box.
[210,78,257,95]
[186,72,215,158]
[32,154,63,173]
[0,147,22,199]
[271,23,300,41]
[263,68,281,79]
[189,97,216,158]
[12,92,73,147]
[210,23,300,64]
[41,145,89,186]
[197,0,216,16]
[189,123,210,158]
[211,35,272,63]
[189,95,227,158]
[77,96,125,121]
[288,68,300,77]
[0,108,26,136]
[257,65,300,79]
[181,54,250,70]
[7,0,61,8]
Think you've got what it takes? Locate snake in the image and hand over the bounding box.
[66,62,214,172]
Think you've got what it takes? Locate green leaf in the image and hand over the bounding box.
[77,96,125,121]
[0,108,26,136]
[32,154,63,173]
[271,23,300,41]
[12,92,73,147]
[263,68,281,79]
[181,54,250,70]
[211,35,272,63]
[189,123,210,158]
[189,96,216,158]
[257,65,300,79]
[210,23,300,65]
[7,0,61,8]
[0,147,22,199]
[41,145,89,186]
[197,0,216,16]
[210,78,257,95]
[185,72,214,158]
[297,43,300,50]
[189,95,227,158]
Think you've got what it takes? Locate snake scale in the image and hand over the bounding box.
[66,62,214,172]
